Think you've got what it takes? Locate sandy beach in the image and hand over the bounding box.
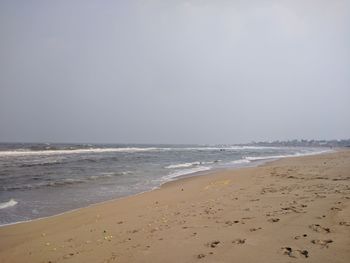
[0,150,349,263]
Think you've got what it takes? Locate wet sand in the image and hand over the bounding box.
[0,150,349,263]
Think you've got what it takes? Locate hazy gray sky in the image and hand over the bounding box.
[0,0,349,144]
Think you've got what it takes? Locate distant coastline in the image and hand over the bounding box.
[239,139,350,148]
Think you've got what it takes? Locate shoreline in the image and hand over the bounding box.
[1,149,349,263]
[0,160,256,228]
[0,149,332,228]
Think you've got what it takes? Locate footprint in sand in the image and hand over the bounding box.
[207,240,220,248]
[309,224,330,233]
[225,220,239,226]
[294,234,307,240]
[311,239,333,248]
[197,254,206,259]
[232,238,246,244]
[268,218,280,223]
[281,247,309,258]
[249,227,262,232]
[330,207,342,211]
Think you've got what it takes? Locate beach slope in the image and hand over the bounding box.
[0,150,349,263]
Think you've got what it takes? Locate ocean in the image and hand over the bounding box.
[0,143,329,225]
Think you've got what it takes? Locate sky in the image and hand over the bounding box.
[0,0,349,144]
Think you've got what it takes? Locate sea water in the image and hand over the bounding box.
[0,143,329,225]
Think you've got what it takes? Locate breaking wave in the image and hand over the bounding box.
[161,166,212,181]
[0,145,286,157]
[165,162,201,169]
[165,160,219,169]
[0,199,18,209]
[231,159,251,164]
[244,149,331,162]
[0,147,160,157]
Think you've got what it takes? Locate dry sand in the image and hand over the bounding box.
[0,150,349,263]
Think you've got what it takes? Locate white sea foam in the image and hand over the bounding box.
[245,155,295,161]
[178,146,279,151]
[165,162,201,169]
[231,159,251,164]
[162,166,212,181]
[244,149,332,162]
[0,145,297,157]
[0,147,160,157]
[165,160,219,169]
[0,199,18,209]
